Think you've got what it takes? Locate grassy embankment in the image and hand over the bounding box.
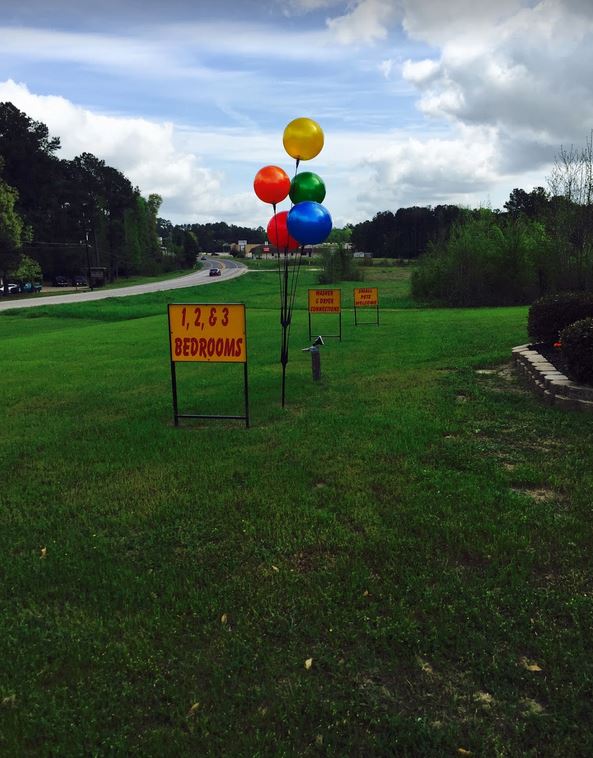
[1,265,593,755]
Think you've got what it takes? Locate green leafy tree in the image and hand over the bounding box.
[546,132,593,291]
[0,102,61,235]
[0,105,186,281]
[146,194,164,266]
[68,153,137,277]
[411,209,550,306]
[327,226,353,245]
[504,187,549,218]
[181,230,200,267]
[14,254,42,283]
[0,170,24,293]
[318,244,361,284]
[350,207,462,258]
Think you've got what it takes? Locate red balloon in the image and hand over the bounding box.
[254,165,290,205]
[267,211,299,250]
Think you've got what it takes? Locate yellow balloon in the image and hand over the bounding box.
[283,118,324,161]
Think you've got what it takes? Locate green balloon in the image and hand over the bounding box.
[289,171,326,204]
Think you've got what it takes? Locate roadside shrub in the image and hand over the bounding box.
[411,210,548,306]
[527,291,593,343]
[560,318,593,384]
[410,246,449,303]
[318,246,362,284]
[14,254,42,284]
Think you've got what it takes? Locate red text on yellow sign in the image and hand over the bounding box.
[308,288,341,313]
[354,287,378,307]
[168,304,246,363]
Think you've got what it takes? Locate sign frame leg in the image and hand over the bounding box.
[243,362,250,428]
[170,361,179,427]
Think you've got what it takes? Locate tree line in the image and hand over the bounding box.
[0,101,475,289]
[3,100,591,306]
[0,101,514,290]
[348,205,465,258]
[412,138,593,306]
[0,103,171,288]
[156,220,265,266]
[0,102,274,287]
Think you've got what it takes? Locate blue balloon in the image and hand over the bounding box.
[287,201,333,246]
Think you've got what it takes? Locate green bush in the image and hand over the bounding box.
[527,291,593,344]
[560,318,593,384]
[14,254,42,283]
[411,210,550,306]
[318,246,362,284]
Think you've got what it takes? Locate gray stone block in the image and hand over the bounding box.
[512,343,593,412]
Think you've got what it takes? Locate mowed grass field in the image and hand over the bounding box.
[1,266,593,756]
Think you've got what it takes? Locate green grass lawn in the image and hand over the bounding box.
[1,267,593,755]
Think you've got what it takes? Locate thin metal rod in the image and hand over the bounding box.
[280,252,290,408]
[170,361,179,426]
[273,203,284,306]
[285,247,303,354]
[281,362,287,408]
[274,158,305,408]
[244,362,250,428]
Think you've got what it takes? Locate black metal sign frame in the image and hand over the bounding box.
[308,311,342,341]
[307,289,342,342]
[353,288,380,327]
[168,303,250,428]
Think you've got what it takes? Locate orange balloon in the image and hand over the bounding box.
[253,165,291,205]
[283,118,324,161]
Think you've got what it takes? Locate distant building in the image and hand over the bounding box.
[230,242,261,257]
[247,243,314,258]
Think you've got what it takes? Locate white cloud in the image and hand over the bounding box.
[0,78,551,229]
[4,0,590,226]
[401,58,440,86]
[400,0,526,47]
[402,1,593,135]
[285,0,344,10]
[327,0,399,44]
[0,22,341,72]
[379,58,394,79]
[0,80,261,224]
[399,0,593,186]
[360,126,496,205]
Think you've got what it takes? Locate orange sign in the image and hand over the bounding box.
[168,304,246,363]
[308,288,341,313]
[354,287,378,307]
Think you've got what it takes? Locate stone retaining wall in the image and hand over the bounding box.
[512,344,593,413]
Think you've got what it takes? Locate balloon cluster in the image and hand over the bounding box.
[253,117,333,248]
[252,117,332,407]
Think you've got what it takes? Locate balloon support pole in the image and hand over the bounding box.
[277,246,305,409]
[281,359,288,408]
[280,253,290,408]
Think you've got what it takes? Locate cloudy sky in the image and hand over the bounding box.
[1,0,592,227]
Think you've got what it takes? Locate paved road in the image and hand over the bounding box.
[0,258,247,312]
